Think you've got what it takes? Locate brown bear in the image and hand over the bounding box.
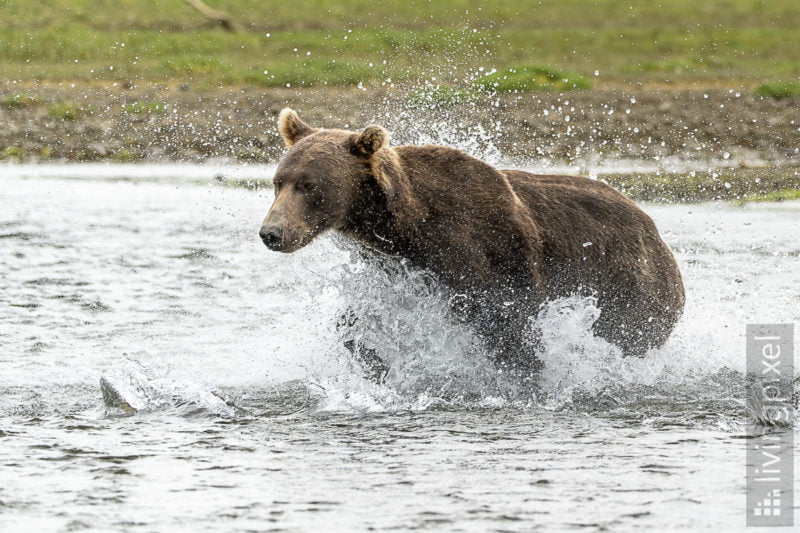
[259,108,685,376]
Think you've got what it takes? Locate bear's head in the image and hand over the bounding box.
[259,108,394,253]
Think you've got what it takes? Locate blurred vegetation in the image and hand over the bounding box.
[754,80,800,99]
[47,102,87,120]
[0,146,27,160]
[1,92,44,108]
[474,66,591,92]
[0,0,798,88]
[603,168,800,203]
[733,188,800,203]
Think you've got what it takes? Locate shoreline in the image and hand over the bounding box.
[1,84,799,165]
[4,160,798,205]
[2,83,798,204]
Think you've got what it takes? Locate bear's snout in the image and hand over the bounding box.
[259,225,284,251]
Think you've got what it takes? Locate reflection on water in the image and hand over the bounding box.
[1,169,799,531]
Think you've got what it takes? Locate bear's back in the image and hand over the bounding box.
[501,170,663,247]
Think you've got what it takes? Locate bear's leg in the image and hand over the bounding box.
[473,304,543,383]
[449,292,543,381]
[485,327,543,381]
[335,310,389,383]
[593,293,676,357]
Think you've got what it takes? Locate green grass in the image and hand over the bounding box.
[47,102,84,120]
[112,149,137,162]
[0,1,799,87]
[474,65,591,92]
[406,85,473,108]
[602,168,800,203]
[2,0,800,33]
[733,188,800,204]
[754,80,800,99]
[1,92,44,108]
[0,146,26,160]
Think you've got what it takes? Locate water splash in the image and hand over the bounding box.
[96,230,775,428]
[101,355,239,417]
[253,239,752,423]
[380,109,505,166]
[300,241,511,411]
[367,77,507,166]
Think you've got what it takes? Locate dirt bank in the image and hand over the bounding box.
[1,83,798,166]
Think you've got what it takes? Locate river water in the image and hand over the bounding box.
[1,165,798,532]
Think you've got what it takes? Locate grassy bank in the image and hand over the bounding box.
[603,167,800,204]
[1,1,799,88]
[213,166,800,205]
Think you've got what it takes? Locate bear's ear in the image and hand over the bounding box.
[278,108,315,147]
[351,125,389,158]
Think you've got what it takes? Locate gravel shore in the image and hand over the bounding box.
[1,83,798,167]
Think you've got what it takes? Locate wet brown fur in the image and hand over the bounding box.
[262,109,685,364]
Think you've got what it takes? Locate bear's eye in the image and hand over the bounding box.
[296,181,316,193]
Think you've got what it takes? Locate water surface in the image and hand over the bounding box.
[1,167,798,531]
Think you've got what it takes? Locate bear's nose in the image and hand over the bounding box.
[259,225,283,250]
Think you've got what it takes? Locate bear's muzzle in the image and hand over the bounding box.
[259,225,285,251]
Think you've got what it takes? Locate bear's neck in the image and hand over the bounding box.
[338,177,410,257]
